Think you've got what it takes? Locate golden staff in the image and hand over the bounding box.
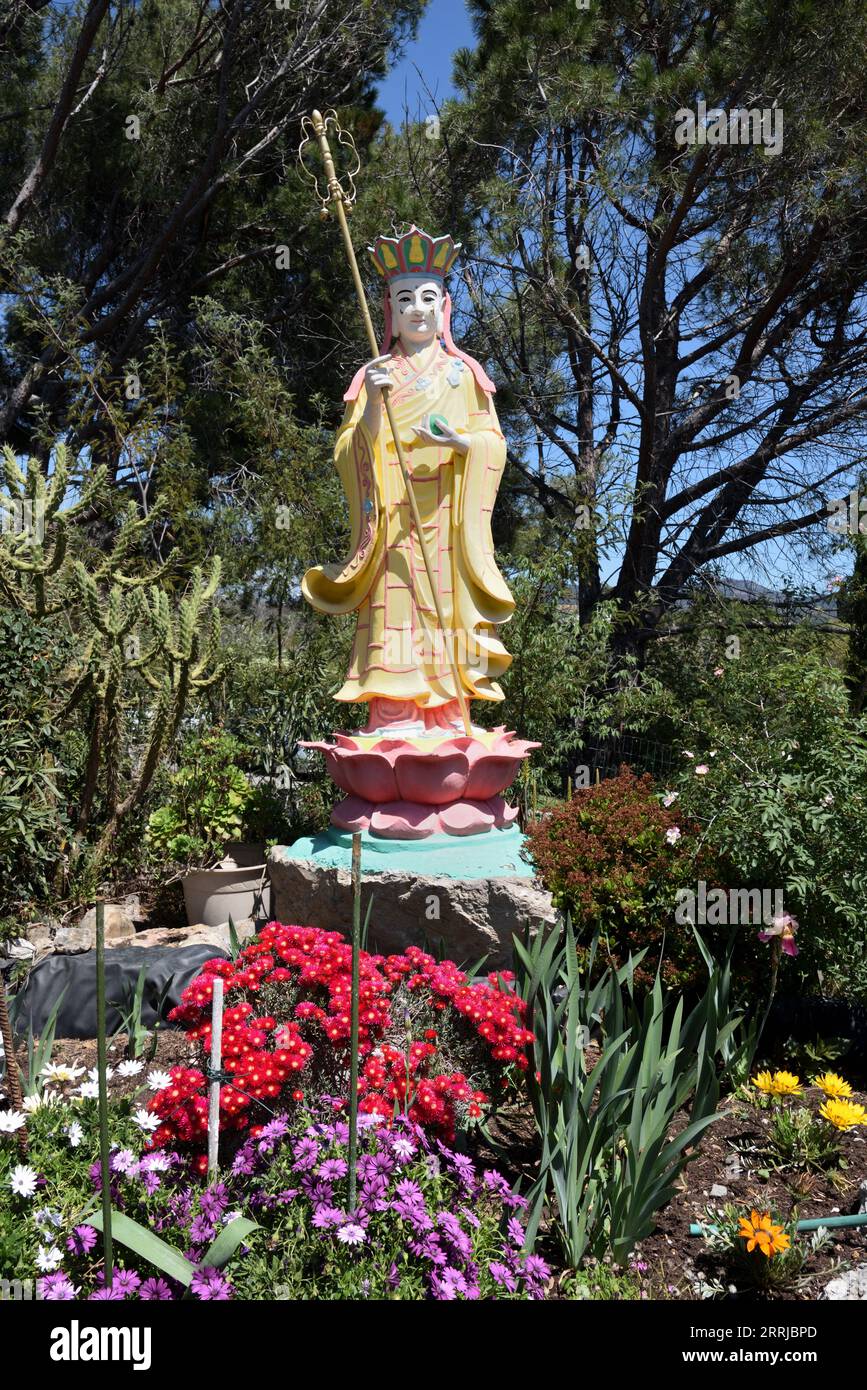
[298,109,473,738]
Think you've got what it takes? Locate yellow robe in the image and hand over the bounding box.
[302,339,514,708]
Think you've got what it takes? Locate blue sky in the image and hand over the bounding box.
[375,0,475,126]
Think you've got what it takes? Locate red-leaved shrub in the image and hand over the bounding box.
[524,766,719,986]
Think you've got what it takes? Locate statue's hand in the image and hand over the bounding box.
[412,419,470,456]
[363,354,393,403]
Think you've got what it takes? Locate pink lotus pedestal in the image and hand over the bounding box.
[300,725,539,841]
[274,725,552,964]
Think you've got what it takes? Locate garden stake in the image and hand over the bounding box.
[95,901,114,1284]
[348,831,362,1214]
[0,974,27,1157]
[208,977,225,1180]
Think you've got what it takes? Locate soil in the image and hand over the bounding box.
[9,1029,197,1104]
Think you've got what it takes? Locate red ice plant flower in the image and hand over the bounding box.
[147,924,534,1153]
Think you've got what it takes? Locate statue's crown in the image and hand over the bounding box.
[369,225,461,284]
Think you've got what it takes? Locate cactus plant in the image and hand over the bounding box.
[0,443,224,872]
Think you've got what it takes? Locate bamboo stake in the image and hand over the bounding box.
[207,977,224,1181]
[347,831,362,1214]
[95,902,113,1285]
[0,974,27,1158]
[307,110,473,738]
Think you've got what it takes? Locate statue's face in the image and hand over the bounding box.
[389,277,443,348]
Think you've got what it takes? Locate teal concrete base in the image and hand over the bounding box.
[276,823,534,880]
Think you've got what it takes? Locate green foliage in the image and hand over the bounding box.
[85,1210,259,1289]
[146,728,256,870]
[663,640,867,997]
[14,989,66,1098]
[761,1105,842,1175]
[487,565,671,795]
[0,442,225,896]
[515,920,739,1268]
[108,966,170,1063]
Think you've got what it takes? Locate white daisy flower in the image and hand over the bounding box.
[40,1062,85,1084]
[87,1065,113,1084]
[65,1121,84,1148]
[76,1081,99,1100]
[117,1059,144,1078]
[146,1070,171,1091]
[35,1245,63,1272]
[132,1107,159,1133]
[0,1110,26,1134]
[10,1164,38,1198]
[23,1090,59,1113]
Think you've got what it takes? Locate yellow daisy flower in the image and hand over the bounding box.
[752,1071,776,1094]
[812,1071,853,1099]
[770,1070,801,1096]
[819,1098,867,1131]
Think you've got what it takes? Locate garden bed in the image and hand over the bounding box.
[9,1023,864,1301]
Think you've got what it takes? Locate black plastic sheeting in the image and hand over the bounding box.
[9,944,227,1039]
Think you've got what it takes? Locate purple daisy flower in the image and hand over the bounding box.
[482,1169,511,1198]
[113,1270,141,1296]
[67,1224,98,1256]
[200,1183,228,1220]
[291,1136,320,1171]
[394,1177,424,1204]
[39,1272,77,1300]
[312,1205,346,1229]
[507,1216,526,1247]
[432,1266,468,1300]
[89,1286,125,1299]
[446,1150,476,1184]
[317,1157,348,1181]
[139,1277,173,1301]
[190,1267,233,1301]
[489,1261,518,1293]
[189,1214,216,1245]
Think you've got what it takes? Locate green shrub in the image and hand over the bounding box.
[669,647,867,998]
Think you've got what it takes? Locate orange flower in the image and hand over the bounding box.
[737,1209,791,1257]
